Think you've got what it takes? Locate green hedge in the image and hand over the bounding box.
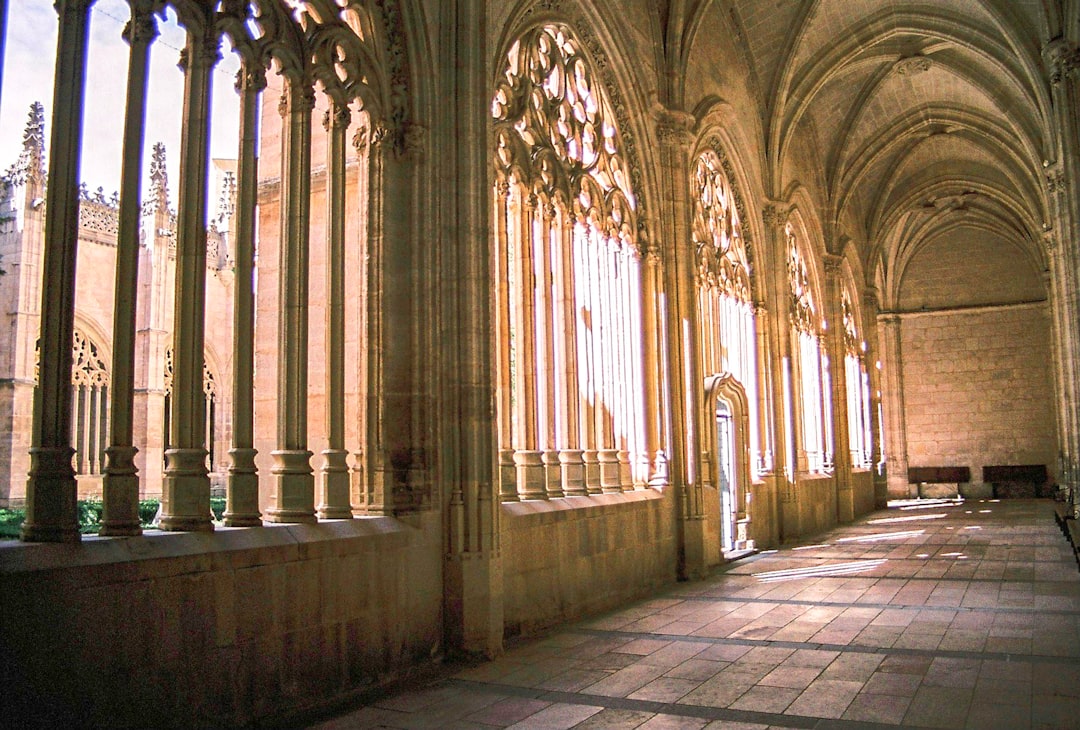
[0,497,227,539]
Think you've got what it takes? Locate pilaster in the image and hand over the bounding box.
[878,313,910,500]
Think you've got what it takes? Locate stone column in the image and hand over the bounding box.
[656,108,705,577]
[862,287,887,508]
[1043,38,1080,514]
[21,0,92,542]
[537,203,562,498]
[223,64,265,527]
[642,243,668,487]
[557,213,585,496]
[159,28,218,532]
[512,192,544,500]
[317,100,353,519]
[493,181,518,501]
[100,2,157,537]
[879,313,910,499]
[762,205,797,540]
[821,254,853,521]
[754,302,775,475]
[266,79,316,523]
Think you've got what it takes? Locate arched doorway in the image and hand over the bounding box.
[705,373,754,555]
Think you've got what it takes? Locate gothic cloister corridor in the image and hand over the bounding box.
[309,499,1080,730]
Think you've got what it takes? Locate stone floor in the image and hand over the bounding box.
[309,499,1080,729]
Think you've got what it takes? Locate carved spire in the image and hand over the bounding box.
[147,142,170,213]
[3,102,47,186]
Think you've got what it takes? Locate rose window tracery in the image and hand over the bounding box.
[693,151,750,301]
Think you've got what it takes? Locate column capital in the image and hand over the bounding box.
[1044,37,1080,85]
[822,252,844,276]
[762,203,789,228]
[655,107,695,149]
[1045,163,1067,195]
[235,65,267,94]
[122,6,158,47]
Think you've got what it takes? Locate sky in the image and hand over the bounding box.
[0,0,243,203]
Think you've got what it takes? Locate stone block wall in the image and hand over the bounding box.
[501,491,677,638]
[900,303,1056,488]
[0,517,443,728]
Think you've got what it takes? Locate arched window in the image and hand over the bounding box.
[841,286,873,469]
[787,224,830,473]
[692,150,761,475]
[70,330,109,476]
[163,346,218,472]
[492,23,646,500]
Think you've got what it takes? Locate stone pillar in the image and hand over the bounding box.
[493,181,518,502]
[822,254,853,522]
[266,78,316,523]
[442,0,502,657]
[656,107,706,578]
[557,214,585,496]
[159,28,218,532]
[318,99,353,519]
[762,204,796,540]
[223,64,265,527]
[1043,38,1080,514]
[100,2,157,537]
[878,314,910,499]
[537,203,563,499]
[21,0,92,542]
[512,192,544,500]
[862,287,887,508]
[642,244,669,487]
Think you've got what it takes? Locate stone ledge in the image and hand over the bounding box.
[501,489,665,524]
[0,516,412,576]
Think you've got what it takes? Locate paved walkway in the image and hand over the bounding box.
[310,499,1080,729]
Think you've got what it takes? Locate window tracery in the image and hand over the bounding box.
[692,149,761,475]
[842,286,873,468]
[493,22,648,501]
[786,224,829,473]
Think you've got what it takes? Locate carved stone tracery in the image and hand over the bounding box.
[692,150,751,301]
[787,224,817,333]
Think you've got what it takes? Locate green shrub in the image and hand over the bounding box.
[0,508,24,539]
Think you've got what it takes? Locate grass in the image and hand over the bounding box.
[0,497,227,540]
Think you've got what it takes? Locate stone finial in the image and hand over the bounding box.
[3,102,47,186]
[147,142,170,213]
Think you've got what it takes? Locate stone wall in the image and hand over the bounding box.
[899,303,1057,493]
[501,491,677,638]
[0,517,443,728]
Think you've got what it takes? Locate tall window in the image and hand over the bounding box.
[163,346,219,472]
[841,287,873,468]
[692,150,761,474]
[492,23,646,500]
[70,330,110,476]
[787,225,830,473]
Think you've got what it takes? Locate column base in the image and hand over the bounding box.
[582,450,601,495]
[559,449,586,496]
[542,449,563,499]
[318,449,353,519]
[498,449,518,502]
[160,447,214,532]
[598,448,621,493]
[100,445,142,537]
[224,447,262,527]
[22,446,80,542]
[514,450,546,500]
[265,449,316,523]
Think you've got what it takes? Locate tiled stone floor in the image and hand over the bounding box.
[310,499,1080,729]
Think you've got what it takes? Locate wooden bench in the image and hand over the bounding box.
[908,466,970,499]
[982,464,1051,498]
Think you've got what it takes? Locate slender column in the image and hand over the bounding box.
[862,287,887,506]
[223,64,265,526]
[538,203,562,498]
[821,254,852,521]
[754,303,774,474]
[317,100,353,519]
[579,225,601,493]
[879,313,910,499]
[557,213,585,495]
[494,181,518,501]
[101,3,157,537]
[160,28,218,532]
[22,0,92,542]
[597,239,621,493]
[266,79,316,523]
[642,244,668,485]
[513,192,544,499]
